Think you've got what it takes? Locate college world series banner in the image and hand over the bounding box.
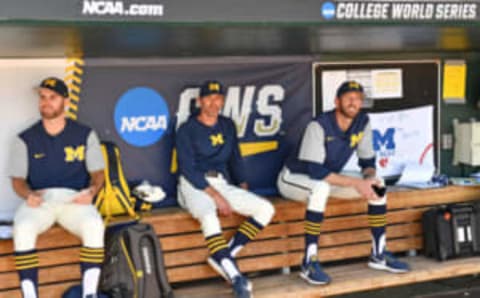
[76,58,313,207]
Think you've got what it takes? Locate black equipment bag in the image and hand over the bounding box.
[423,203,480,261]
[100,222,174,298]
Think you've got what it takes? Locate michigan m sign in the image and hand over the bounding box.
[373,128,396,151]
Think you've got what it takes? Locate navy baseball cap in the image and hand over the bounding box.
[38,77,69,98]
[199,80,225,98]
[336,81,364,98]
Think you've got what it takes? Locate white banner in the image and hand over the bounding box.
[343,105,435,177]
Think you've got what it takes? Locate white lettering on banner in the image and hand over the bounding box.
[332,1,477,21]
[223,86,255,137]
[337,2,389,20]
[82,1,164,17]
[254,85,284,137]
[120,116,168,132]
[435,4,477,20]
[391,4,435,20]
[177,85,285,138]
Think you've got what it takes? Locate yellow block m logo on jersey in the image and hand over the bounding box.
[350,132,364,148]
[210,133,224,146]
[64,146,85,162]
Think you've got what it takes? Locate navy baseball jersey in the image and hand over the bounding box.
[9,119,104,190]
[176,115,246,189]
[285,110,375,180]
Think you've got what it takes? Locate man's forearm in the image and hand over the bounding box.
[89,170,105,195]
[11,178,33,200]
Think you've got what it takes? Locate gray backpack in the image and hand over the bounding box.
[100,222,174,298]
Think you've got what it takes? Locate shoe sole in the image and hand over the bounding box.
[368,261,410,274]
[207,257,253,291]
[299,271,330,285]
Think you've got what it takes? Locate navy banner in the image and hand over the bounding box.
[76,58,313,207]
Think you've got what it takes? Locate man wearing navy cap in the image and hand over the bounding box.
[9,78,105,298]
[277,81,410,285]
[176,80,274,298]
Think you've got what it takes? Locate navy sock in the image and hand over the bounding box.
[304,210,324,264]
[206,234,240,280]
[80,246,104,296]
[229,217,264,257]
[368,204,387,257]
[15,249,39,298]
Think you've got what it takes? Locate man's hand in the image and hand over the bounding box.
[26,191,44,208]
[73,188,94,205]
[239,182,248,190]
[354,179,382,201]
[213,193,233,217]
[205,186,232,217]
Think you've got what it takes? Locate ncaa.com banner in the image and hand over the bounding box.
[76,58,313,207]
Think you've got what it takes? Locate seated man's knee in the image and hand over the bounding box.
[254,199,275,226]
[200,213,222,237]
[309,181,330,212]
[81,217,105,247]
[13,222,38,251]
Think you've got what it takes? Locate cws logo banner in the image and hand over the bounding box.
[343,105,434,177]
[77,59,312,207]
[321,1,478,22]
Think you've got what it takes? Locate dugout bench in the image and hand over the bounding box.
[0,186,479,297]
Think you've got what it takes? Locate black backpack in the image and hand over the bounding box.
[100,222,174,298]
[423,203,480,261]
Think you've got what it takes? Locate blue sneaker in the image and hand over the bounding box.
[232,275,252,298]
[300,256,331,285]
[368,251,411,273]
[207,257,252,291]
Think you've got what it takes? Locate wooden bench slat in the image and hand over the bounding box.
[160,223,288,251]
[165,238,290,267]
[0,247,81,274]
[0,264,80,291]
[280,186,480,220]
[0,227,81,255]
[167,253,291,283]
[288,236,423,267]
[0,281,78,298]
[286,208,425,235]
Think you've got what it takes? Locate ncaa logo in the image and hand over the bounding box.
[114,87,170,147]
[321,2,336,20]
